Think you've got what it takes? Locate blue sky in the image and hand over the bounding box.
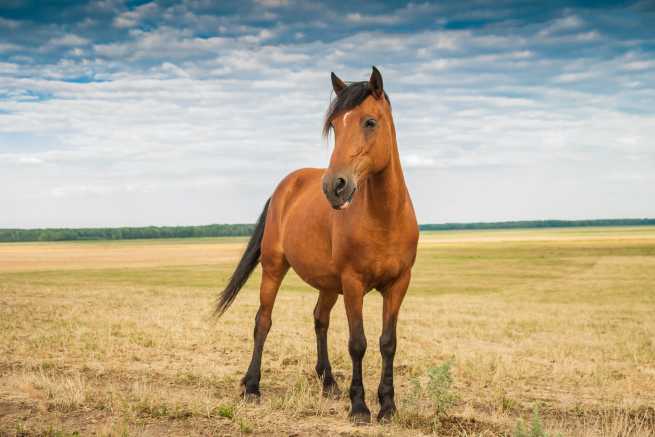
[1,0,654,227]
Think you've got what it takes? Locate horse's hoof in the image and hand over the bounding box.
[322,380,341,399]
[377,405,397,423]
[240,381,261,402]
[349,408,371,425]
[241,390,261,402]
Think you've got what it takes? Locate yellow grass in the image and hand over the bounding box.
[1,227,654,436]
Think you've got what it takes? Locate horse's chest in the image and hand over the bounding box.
[366,255,403,287]
[342,240,413,289]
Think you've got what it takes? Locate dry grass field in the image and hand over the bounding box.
[1,227,654,436]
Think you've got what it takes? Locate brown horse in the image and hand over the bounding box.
[215,66,418,424]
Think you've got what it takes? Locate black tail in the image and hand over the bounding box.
[214,198,270,318]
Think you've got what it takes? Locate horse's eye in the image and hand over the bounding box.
[364,118,377,128]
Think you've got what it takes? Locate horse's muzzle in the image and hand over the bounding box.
[322,173,356,210]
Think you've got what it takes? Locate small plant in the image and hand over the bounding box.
[40,428,81,437]
[168,404,193,419]
[215,403,235,419]
[239,417,253,434]
[425,360,458,415]
[513,407,561,437]
[15,421,28,437]
[211,403,252,434]
[501,395,518,412]
[135,400,169,418]
[396,360,459,431]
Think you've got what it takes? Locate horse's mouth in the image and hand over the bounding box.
[333,188,355,210]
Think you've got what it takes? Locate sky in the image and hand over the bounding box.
[1,0,654,228]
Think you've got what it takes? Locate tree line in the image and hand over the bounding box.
[419,218,655,231]
[1,218,654,243]
[0,224,255,242]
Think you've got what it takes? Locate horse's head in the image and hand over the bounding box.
[322,66,393,210]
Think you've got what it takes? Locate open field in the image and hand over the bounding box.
[1,227,654,436]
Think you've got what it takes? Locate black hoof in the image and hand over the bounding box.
[240,378,261,401]
[349,407,371,425]
[322,377,341,399]
[377,404,397,423]
[241,391,260,402]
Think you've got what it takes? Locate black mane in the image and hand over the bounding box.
[322,81,390,137]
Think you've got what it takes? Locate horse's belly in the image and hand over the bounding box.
[290,259,340,291]
[284,227,340,291]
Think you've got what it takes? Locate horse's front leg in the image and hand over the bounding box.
[342,275,370,424]
[377,270,411,422]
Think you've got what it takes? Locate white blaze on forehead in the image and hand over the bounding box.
[343,110,353,126]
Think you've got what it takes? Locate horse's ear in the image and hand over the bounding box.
[331,72,347,96]
[369,66,384,99]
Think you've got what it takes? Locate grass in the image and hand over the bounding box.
[0,227,654,436]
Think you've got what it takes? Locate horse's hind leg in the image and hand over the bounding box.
[313,289,340,397]
[241,262,289,398]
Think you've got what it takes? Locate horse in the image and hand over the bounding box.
[214,66,419,424]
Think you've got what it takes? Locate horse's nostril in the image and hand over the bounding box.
[334,177,346,196]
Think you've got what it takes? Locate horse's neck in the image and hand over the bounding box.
[360,140,408,226]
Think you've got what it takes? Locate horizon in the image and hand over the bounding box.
[1,1,654,227]
[3,217,655,232]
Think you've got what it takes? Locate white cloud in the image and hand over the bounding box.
[0,42,21,52]
[403,154,436,168]
[0,62,18,73]
[345,2,439,26]
[255,0,289,7]
[553,71,597,83]
[0,17,21,29]
[51,184,117,198]
[574,31,600,42]
[113,1,159,28]
[622,60,655,71]
[239,28,276,44]
[345,12,401,25]
[538,15,584,37]
[48,34,90,47]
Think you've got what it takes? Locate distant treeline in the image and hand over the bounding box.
[1,218,654,242]
[0,224,255,242]
[419,218,655,231]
